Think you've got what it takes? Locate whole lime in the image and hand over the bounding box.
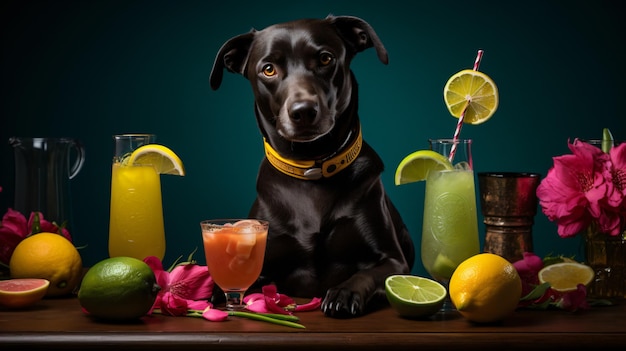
[78,257,160,321]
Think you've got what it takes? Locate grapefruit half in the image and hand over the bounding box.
[0,278,50,309]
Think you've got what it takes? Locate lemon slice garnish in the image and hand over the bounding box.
[125,144,185,176]
[443,69,499,125]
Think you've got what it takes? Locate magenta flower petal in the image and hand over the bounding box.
[554,284,590,312]
[144,256,170,292]
[264,297,290,314]
[609,143,626,191]
[188,300,211,311]
[168,264,214,300]
[1,208,28,235]
[262,284,296,307]
[243,293,265,304]
[202,307,229,322]
[244,292,270,312]
[513,252,544,296]
[294,297,322,312]
[261,285,294,314]
[0,228,23,265]
[245,299,270,313]
[513,252,543,279]
[144,256,165,271]
[159,292,189,316]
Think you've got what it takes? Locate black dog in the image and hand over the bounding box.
[210,15,414,318]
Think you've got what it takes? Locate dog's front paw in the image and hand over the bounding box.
[321,288,365,318]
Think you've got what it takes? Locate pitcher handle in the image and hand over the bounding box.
[69,139,86,179]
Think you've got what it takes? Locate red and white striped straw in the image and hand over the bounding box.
[449,49,484,162]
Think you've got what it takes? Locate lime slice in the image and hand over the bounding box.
[538,262,595,292]
[443,69,499,125]
[385,275,447,319]
[394,150,453,185]
[431,253,458,279]
[125,144,185,176]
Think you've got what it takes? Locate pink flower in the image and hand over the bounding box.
[537,139,626,238]
[143,256,214,316]
[143,255,317,326]
[0,209,72,265]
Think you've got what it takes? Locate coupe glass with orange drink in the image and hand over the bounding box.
[200,219,269,310]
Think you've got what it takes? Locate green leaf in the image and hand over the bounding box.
[601,128,614,153]
[30,212,41,235]
[520,282,551,301]
[166,248,200,271]
[166,255,184,272]
[185,247,198,264]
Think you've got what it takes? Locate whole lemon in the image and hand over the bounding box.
[9,232,83,297]
[449,253,522,323]
[78,256,160,321]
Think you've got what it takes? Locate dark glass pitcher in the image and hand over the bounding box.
[9,137,85,231]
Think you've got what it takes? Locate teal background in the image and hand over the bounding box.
[1,0,624,277]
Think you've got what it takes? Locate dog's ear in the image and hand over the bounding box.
[327,15,389,65]
[209,30,256,90]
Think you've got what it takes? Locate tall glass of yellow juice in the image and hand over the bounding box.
[108,134,166,260]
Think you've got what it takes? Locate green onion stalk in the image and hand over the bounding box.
[153,308,306,329]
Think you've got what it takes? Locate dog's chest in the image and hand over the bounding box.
[272,187,373,257]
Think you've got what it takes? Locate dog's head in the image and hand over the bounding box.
[210,15,387,157]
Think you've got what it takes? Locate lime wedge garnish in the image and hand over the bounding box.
[394,150,453,185]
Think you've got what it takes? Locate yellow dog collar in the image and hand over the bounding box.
[263,128,363,180]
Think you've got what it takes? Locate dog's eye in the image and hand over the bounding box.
[319,52,334,66]
[262,64,277,77]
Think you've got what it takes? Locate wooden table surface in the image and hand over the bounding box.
[1,296,625,350]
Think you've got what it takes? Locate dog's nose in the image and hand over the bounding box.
[289,101,318,124]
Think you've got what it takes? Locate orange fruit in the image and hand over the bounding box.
[449,253,522,323]
[9,232,83,296]
[0,278,50,309]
